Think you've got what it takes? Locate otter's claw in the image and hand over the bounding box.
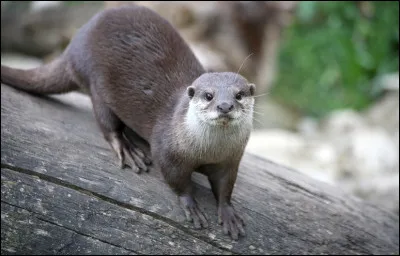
[180,195,208,229]
[108,132,152,173]
[218,204,245,240]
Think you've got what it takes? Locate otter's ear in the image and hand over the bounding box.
[187,86,195,99]
[248,83,256,96]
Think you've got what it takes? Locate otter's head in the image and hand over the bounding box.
[186,72,255,126]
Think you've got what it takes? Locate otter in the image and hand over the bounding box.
[1,4,255,240]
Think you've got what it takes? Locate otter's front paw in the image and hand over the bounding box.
[179,195,208,229]
[218,204,245,240]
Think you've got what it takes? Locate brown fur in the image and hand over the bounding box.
[1,4,254,240]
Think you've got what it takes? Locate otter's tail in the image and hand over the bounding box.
[1,57,78,95]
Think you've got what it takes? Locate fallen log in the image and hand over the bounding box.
[1,83,399,254]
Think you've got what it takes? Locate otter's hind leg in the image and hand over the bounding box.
[91,89,151,173]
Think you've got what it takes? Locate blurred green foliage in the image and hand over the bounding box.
[272,1,399,118]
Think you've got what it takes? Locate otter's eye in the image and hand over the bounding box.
[205,93,213,101]
[235,92,243,100]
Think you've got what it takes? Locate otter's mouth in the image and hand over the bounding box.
[212,114,235,125]
[213,113,233,120]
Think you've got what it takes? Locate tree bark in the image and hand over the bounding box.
[1,84,399,255]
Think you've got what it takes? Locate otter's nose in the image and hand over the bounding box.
[217,102,234,114]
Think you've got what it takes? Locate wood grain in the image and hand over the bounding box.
[1,84,399,254]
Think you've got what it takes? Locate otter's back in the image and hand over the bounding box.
[67,5,205,139]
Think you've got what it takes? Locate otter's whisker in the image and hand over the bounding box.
[252,117,264,126]
[252,93,270,98]
[253,106,267,111]
[251,111,265,116]
[234,53,254,83]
